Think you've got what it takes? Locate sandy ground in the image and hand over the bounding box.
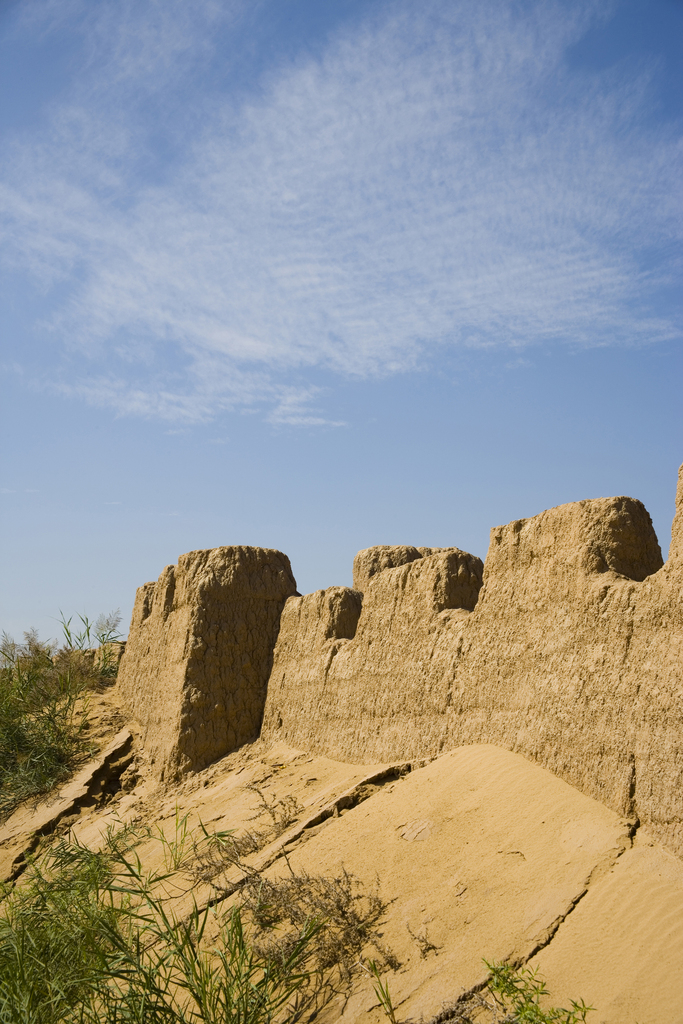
[2,702,682,1024]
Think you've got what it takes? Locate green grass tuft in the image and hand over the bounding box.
[0,611,124,820]
[0,827,322,1024]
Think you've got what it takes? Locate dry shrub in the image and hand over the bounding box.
[240,865,399,978]
[245,783,303,834]
[189,781,398,982]
[192,785,305,890]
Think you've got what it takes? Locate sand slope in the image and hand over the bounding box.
[4,738,682,1023]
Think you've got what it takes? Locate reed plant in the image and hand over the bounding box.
[0,827,321,1024]
[0,611,123,820]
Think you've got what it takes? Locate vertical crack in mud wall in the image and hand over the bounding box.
[262,469,683,857]
[117,547,297,781]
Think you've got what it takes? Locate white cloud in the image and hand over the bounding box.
[1,0,680,423]
[14,0,228,90]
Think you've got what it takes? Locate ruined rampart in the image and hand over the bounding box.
[116,466,683,856]
[261,468,683,855]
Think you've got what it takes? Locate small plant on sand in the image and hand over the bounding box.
[484,961,593,1024]
[364,959,399,1024]
[372,958,594,1024]
[245,782,303,836]
[154,805,194,871]
[190,783,306,889]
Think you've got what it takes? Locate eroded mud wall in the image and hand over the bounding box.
[117,546,297,780]
[261,469,683,854]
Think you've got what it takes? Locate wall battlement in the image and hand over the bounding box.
[117,465,683,855]
[117,546,297,780]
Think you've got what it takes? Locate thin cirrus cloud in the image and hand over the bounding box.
[0,0,680,425]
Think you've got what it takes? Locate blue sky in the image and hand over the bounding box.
[1,0,681,641]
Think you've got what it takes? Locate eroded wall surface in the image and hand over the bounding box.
[117,546,297,780]
[261,467,683,855]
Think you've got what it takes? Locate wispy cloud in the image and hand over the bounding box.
[1,0,680,423]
